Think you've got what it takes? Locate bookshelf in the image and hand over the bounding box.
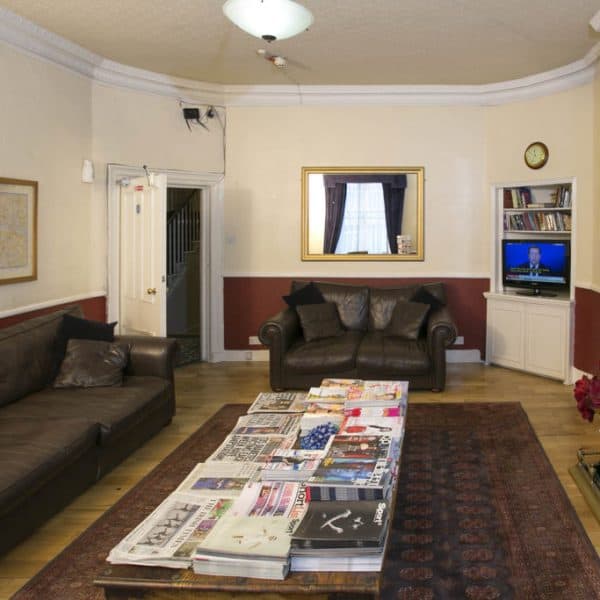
[485,179,575,383]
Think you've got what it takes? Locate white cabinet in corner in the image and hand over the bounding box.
[484,292,572,383]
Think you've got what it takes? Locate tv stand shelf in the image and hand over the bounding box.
[485,178,576,383]
[484,292,572,382]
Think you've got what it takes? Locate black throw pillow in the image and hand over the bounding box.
[296,302,344,342]
[384,301,430,340]
[55,314,117,365]
[283,282,325,308]
[412,287,444,311]
[53,339,129,388]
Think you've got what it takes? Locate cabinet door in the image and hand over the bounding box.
[487,300,525,369]
[524,304,567,379]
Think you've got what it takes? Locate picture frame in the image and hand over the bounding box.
[0,177,38,284]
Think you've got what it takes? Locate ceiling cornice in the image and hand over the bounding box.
[0,6,598,108]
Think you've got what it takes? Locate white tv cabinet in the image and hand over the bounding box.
[484,292,572,382]
[485,178,575,383]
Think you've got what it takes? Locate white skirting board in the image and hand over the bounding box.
[214,349,481,363]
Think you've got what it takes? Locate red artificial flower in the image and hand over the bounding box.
[574,371,600,422]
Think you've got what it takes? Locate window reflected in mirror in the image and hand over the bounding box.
[302,167,424,261]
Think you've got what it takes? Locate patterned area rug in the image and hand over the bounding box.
[11,403,600,600]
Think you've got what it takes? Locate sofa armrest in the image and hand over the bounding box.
[116,336,178,384]
[426,306,458,353]
[259,308,301,353]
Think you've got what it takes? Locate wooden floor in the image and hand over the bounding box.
[1,362,599,599]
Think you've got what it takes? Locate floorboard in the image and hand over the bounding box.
[0,362,598,599]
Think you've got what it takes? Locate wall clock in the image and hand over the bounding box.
[524,141,549,169]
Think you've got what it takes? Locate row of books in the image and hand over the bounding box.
[503,186,571,209]
[107,381,408,580]
[504,211,571,232]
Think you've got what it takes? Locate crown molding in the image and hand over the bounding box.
[1,6,599,107]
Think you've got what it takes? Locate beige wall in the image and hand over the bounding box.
[485,84,594,288]
[225,86,595,287]
[594,70,600,289]
[0,43,95,312]
[225,105,488,277]
[90,82,225,288]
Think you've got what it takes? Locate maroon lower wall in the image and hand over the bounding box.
[574,287,600,375]
[0,295,107,329]
[224,277,490,356]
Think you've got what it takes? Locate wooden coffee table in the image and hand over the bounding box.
[95,564,382,598]
[95,397,405,599]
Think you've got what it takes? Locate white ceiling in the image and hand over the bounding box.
[1,0,599,85]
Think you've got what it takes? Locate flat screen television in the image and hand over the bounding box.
[502,239,570,296]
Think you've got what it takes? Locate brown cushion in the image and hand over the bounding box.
[292,281,370,331]
[368,286,420,331]
[53,339,129,388]
[384,301,430,340]
[296,303,344,342]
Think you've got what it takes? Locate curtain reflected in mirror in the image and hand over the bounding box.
[302,167,424,261]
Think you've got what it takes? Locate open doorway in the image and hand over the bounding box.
[167,187,203,365]
[107,164,225,363]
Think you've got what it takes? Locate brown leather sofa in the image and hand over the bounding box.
[259,281,457,392]
[0,306,178,554]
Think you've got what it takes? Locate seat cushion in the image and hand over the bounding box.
[0,416,99,511]
[284,331,363,375]
[356,332,430,376]
[0,376,171,447]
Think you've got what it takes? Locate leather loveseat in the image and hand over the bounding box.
[259,281,457,392]
[0,306,177,554]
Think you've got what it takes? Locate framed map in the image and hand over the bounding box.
[0,178,37,284]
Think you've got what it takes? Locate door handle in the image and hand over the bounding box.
[147,287,157,295]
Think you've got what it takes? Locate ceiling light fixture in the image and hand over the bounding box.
[223,0,313,42]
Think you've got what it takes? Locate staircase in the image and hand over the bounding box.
[167,193,201,337]
[167,194,201,292]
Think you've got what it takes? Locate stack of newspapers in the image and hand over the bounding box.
[106,381,407,579]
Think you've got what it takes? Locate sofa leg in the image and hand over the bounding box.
[431,388,442,393]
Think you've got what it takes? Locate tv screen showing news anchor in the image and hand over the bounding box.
[503,241,568,285]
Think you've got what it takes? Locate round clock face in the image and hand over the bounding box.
[524,142,549,169]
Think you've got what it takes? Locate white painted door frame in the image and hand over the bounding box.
[107,164,225,362]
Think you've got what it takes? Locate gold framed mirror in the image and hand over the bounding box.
[301,166,424,261]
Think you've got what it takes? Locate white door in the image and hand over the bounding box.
[119,174,167,336]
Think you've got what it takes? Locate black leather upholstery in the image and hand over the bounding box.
[285,331,363,374]
[292,281,370,331]
[368,286,419,331]
[0,308,177,555]
[260,282,457,392]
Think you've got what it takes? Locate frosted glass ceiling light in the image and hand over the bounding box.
[223,0,313,42]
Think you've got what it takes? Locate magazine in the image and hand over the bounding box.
[306,386,348,403]
[231,480,307,520]
[207,433,296,463]
[338,416,404,439]
[107,493,234,568]
[291,500,388,550]
[174,462,262,498]
[248,391,307,413]
[260,449,324,481]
